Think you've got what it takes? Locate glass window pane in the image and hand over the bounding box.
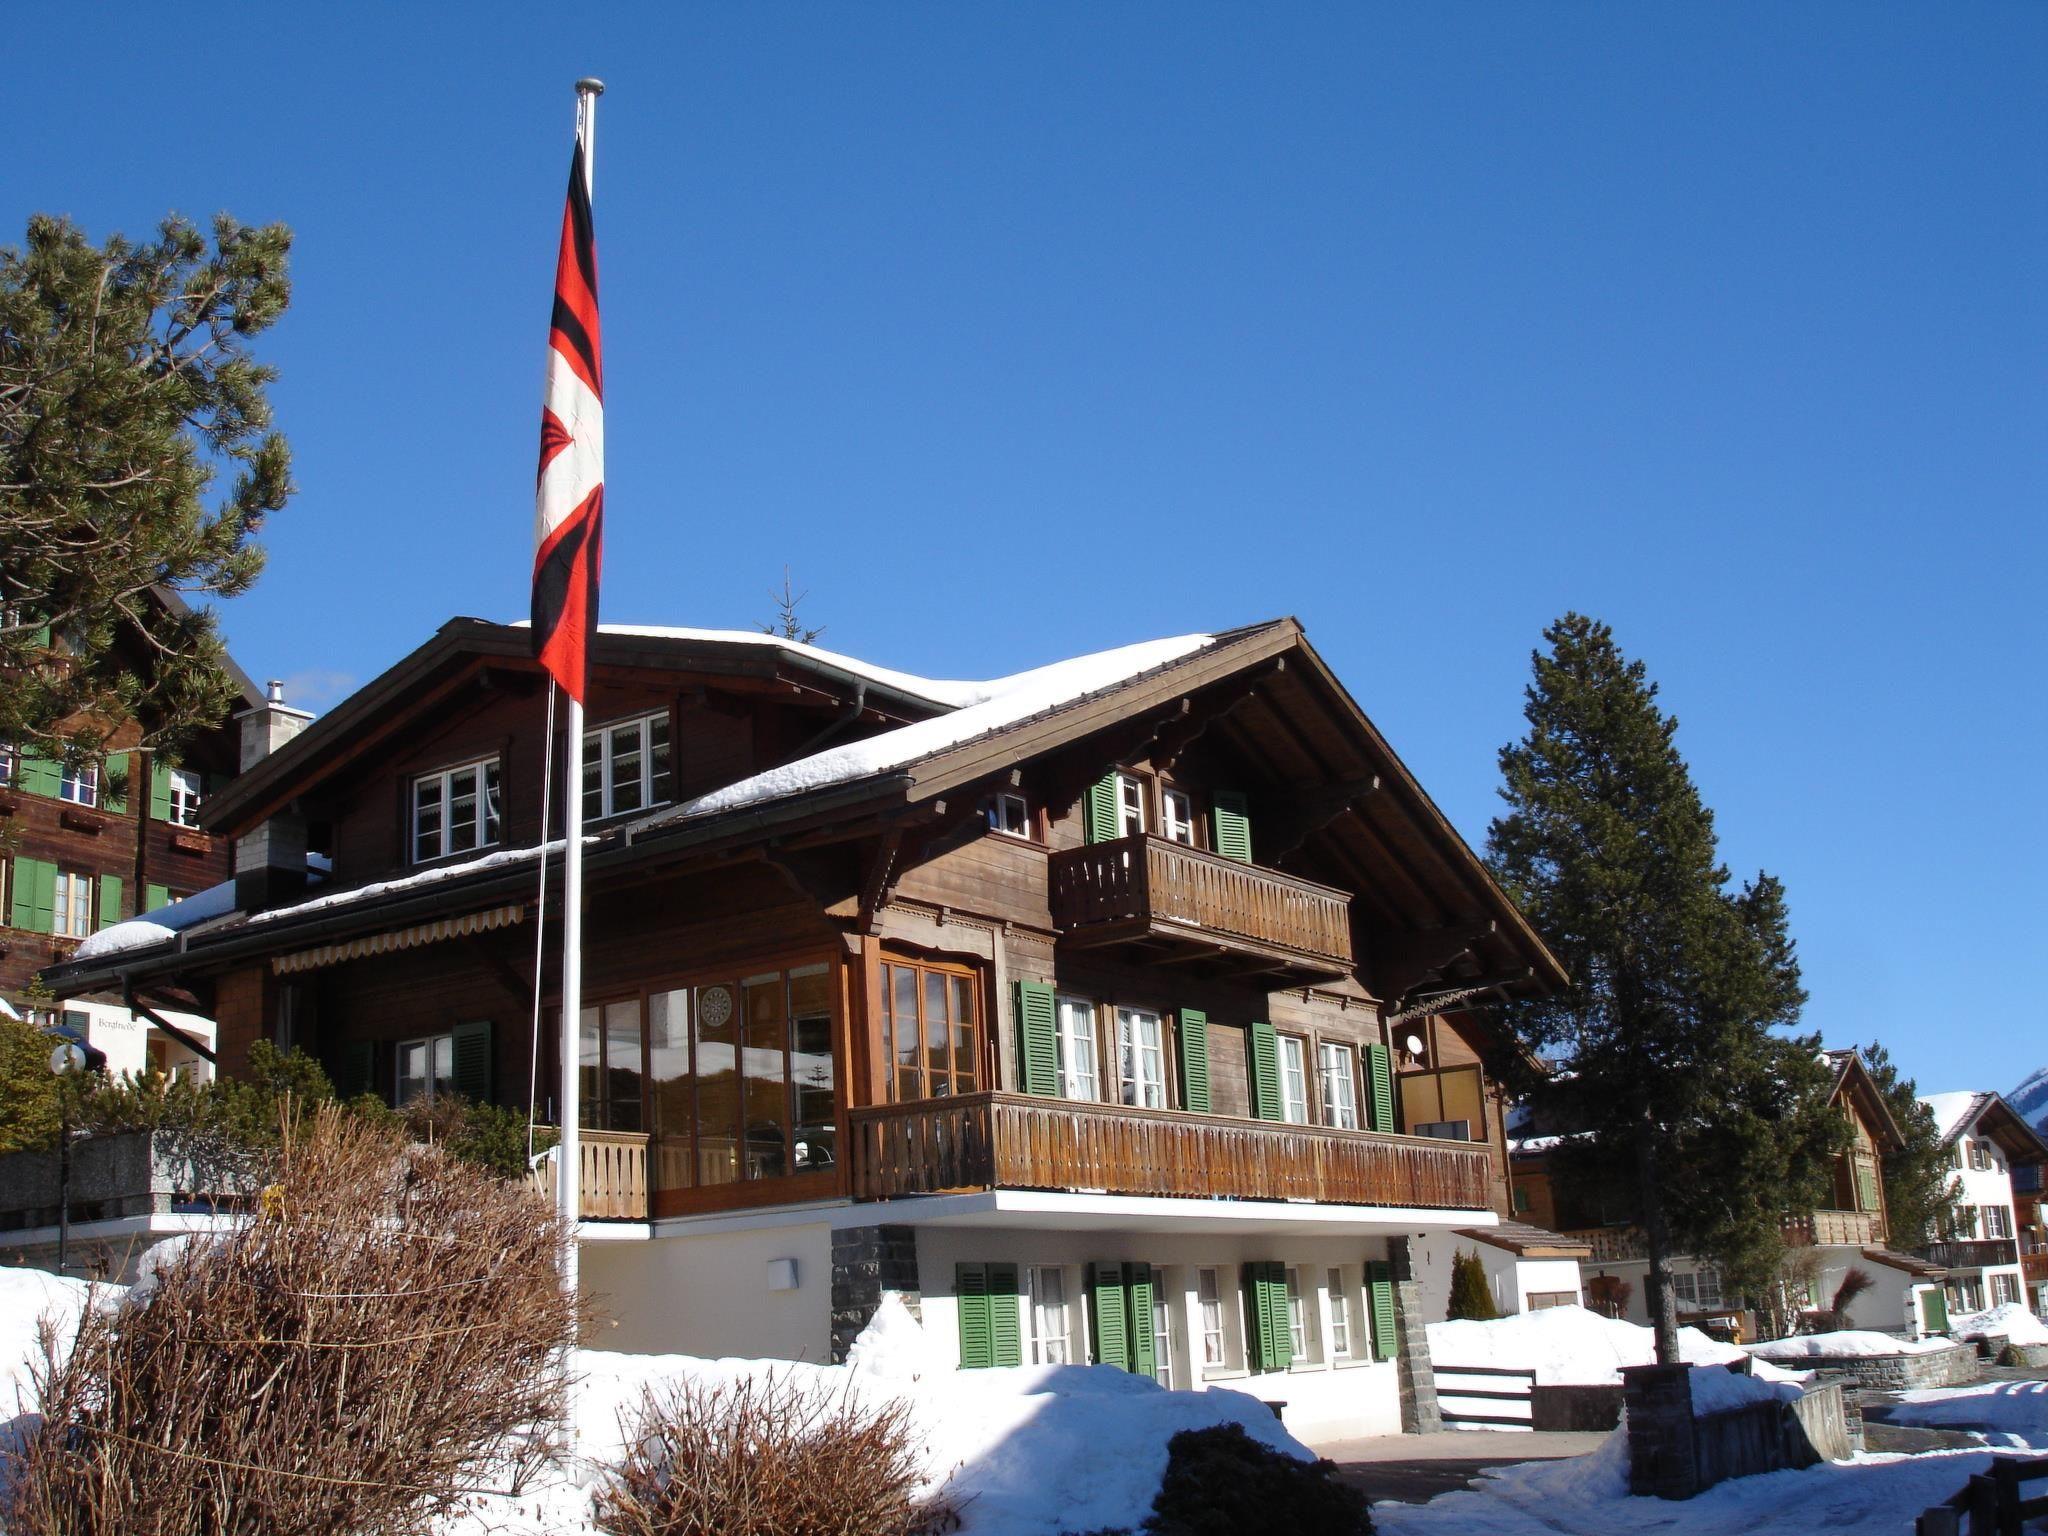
[648,989,694,1192]
[693,983,742,1185]
[448,768,479,854]
[924,972,951,1096]
[578,1005,602,1128]
[789,966,834,1171]
[889,966,920,1102]
[432,1034,455,1099]
[482,761,501,843]
[647,715,673,805]
[743,974,789,1178]
[414,779,442,860]
[949,975,975,1090]
[610,725,642,813]
[582,749,603,822]
[604,999,644,1132]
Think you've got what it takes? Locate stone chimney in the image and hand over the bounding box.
[233,680,316,910]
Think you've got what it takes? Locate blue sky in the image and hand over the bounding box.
[10,5,2043,1095]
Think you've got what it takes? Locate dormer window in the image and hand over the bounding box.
[986,792,1031,839]
[583,712,672,821]
[412,759,501,863]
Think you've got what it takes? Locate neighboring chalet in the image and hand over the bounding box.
[1518,1049,1950,1338]
[1,589,266,1077]
[40,617,1570,1439]
[1918,1091,2048,1322]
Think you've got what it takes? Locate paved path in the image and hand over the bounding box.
[1311,1429,1612,1505]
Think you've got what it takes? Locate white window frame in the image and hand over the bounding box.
[0,744,16,787]
[1056,995,1101,1101]
[53,869,94,938]
[411,758,502,863]
[1326,1266,1353,1359]
[1985,1206,2013,1240]
[1991,1273,2021,1307]
[1115,772,1146,838]
[1116,1007,1167,1109]
[1028,1264,1071,1365]
[1285,1265,1317,1363]
[1150,1266,1175,1387]
[1318,1041,1358,1129]
[396,1032,455,1106]
[59,758,98,808]
[168,767,204,829]
[1278,1035,1310,1125]
[1160,787,1196,846]
[1197,1266,1228,1371]
[986,791,1031,839]
[584,711,672,821]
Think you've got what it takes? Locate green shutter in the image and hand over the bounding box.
[1212,790,1252,863]
[1090,1260,1130,1370]
[1368,1260,1398,1361]
[1085,772,1120,845]
[149,758,173,820]
[1919,1286,1949,1334]
[1178,1008,1211,1113]
[97,874,123,929]
[1365,1042,1395,1133]
[449,1020,494,1104]
[1015,981,1059,1097]
[1243,1261,1291,1371]
[1248,1020,1282,1121]
[1855,1160,1879,1213]
[17,753,60,798]
[335,1040,376,1100]
[990,1263,1022,1367]
[1127,1262,1156,1378]
[1266,1263,1294,1371]
[956,1263,993,1369]
[1241,1263,1267,1368]
[10,856,55,933]
[103,753,128,814]
[145,883,171,913]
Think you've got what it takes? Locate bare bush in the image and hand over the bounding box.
[596,1373,956,1536]
[5,1106,578,1536]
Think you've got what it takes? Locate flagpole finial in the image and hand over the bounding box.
[577,77,606,97]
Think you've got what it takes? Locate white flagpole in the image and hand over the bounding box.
[555,76,603,1300]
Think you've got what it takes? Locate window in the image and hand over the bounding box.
[1285,1267,1314,1361]
[53,870,93,938]
[397,1033,455,1105]
[986,792,1031,839]
[1151,1271,1175,1387]
[1985,1206,2013,1240]
[412,759,501,862]
[1512,1185,1533,1214]
[1029,1266,1071,1364]
[1991,1273,2021,1307]
[1317,1042,1358,1129]
[1116,772,1146,837]
[59,757,98,808]
[578,998,646,1132]
[1055,996,1100,1100]
[167,768,204,829]
[1949,1276,1985,1313]
[1971,1140,1993,1172]
[1278,1036,1309,1124]
[0,744,15,787]
[1953,1205,1980,1240]
[1197,1267,1227,1369]
[881,958,981,1103]
[583,712,673,821]
[1161,788,1196,846]
[1326,1267,1353,1359]
[1527,1291,1577,1310]
[1671,1268,1723,1311]
[1116,1007,1167,1109]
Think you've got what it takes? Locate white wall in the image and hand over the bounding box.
[1410,1233,1583,1319]
[914,1225,1404,1442]
[580,1221,834,1361]
[61,999,215,1083]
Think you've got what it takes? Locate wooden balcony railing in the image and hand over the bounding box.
[1782,1209,1884,1248]
[527,1128,650,1220]
[1916,1238,2019,1270]
[847,1092,1493,1211]
[1048,834,1353,978]
[1557,1227,1649,1263]
[2023,1250,2048,1285]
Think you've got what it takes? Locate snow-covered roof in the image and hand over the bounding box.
[74,856,334,962]
[1920,1090,1988,1145]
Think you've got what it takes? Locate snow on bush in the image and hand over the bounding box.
[1426,1303,1803,1387]
[1950,1302,2048,1346]
[1747,1329,1956,1361]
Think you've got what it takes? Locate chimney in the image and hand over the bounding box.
[233,680,316,910]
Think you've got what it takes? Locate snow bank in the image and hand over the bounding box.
[1951,1302,2048,1346]
[0,1267,107,1478]
[1747,1329,1956,1361]
[1688,1365,1800,1416]
[1876,1381,2048,1450]
[1426,1304,1775,1387]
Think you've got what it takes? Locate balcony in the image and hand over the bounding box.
[2023,1250,2048,1285]
[529,1128,650,1221]
[1048,834,1353,981]
[1916,1238,2019,1271]
[1782,1209,1884,1248]
[1558,1226,1649,1263]
[847,1092,1493,1211]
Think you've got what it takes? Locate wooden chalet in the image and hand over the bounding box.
[44,615,1568,1438]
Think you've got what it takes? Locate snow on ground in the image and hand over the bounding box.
[1872,1380,2048,1450]
[1748,1329,1956,1360]
[1373,1440,1994,1536]
[0,1267,105,1468]
[1688,1365,1800,1415]
[1427,1304,1804,1387]
[1951,1302,2048,1345]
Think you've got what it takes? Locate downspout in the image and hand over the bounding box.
[792,681,867,758]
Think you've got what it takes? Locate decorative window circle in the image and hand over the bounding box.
[697,985,735,1031]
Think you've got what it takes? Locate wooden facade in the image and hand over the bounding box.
[46,619,1565,1226]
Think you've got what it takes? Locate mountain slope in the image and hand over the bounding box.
[2010,1065,2048,1137]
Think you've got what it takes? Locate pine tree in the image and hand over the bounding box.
[1861,1039,1957,1250]
[1,212,293,764]
[0,1013,62,1154]
[1486,613,1843,1363]
[1447,1248,1498,1321]
[760,567,824,645]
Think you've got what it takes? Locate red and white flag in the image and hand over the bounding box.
[531,133,604,702]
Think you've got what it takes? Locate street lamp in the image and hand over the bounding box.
[48,1038,95,1276]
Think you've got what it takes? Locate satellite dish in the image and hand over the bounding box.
[1402,1032,1426,1057]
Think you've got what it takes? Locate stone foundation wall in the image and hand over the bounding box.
[1755,1343,1978,1391]
[1621,1365,1854,1500]
[829,1224,920,1364]
[1385,1238,1440,1434]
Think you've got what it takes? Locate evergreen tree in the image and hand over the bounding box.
[1,212,293,763]
[0,1013,62,1154]
[1486,614,1843,1362]
[759,566,824,645]
[1447,1249,1498,1321]
[1861,1039,1956,1249]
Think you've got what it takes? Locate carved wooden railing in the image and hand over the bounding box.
[1048,835,1353,970]
[847,1093,1492,1210]
[1558,1226,1649,1263]
[2023,1250,2048,1285]
[528,1128,650,1220]
[1783,1209,1884,1248]
[1916,1238,2019,1270]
